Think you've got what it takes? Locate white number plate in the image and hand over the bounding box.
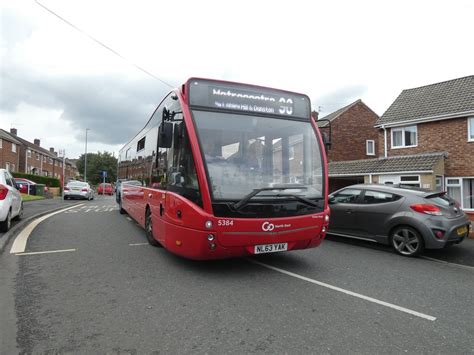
[254,243,288,254]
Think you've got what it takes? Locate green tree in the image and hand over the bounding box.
[76,151,117,185]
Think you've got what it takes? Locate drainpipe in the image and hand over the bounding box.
[382,125,388,158]
[369,174,373,184]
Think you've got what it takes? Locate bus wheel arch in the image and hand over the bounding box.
[145,206,161,247]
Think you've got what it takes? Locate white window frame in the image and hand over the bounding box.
[27,150,31,158]
[468,117,474,142]
[366,140,375,155]
[391,125,418,149]
[5,162,10,171]
[12,143,17,153]
[0,139,2,148]
[445,177,474,211]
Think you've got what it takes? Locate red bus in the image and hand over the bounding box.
[117,78,329,260]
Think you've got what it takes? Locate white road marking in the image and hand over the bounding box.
[248,259,437,322]
[129,243,149,246]
[420,256,474,271]
[126,217,132,221]
[15,249,76,256]
[10,204,85,254]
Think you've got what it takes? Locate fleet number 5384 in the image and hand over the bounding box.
[217,220,234,227]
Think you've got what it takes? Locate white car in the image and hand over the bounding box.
[0,169,23,232]
[64,181,95,200]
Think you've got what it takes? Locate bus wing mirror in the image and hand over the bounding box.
[322,132,332,153]
[158,122,173,148]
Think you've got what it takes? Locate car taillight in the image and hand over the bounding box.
[0,184,8,200]
[410,204,442,216]
[81,188,88,192]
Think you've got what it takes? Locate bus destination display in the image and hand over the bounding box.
[188,79,310,119]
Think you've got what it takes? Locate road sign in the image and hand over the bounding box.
[101,171,108,178]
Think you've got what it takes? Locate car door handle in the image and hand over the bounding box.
[148,193,153,199]
[345,209,354,214]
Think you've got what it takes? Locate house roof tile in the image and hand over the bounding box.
[376,75,474,126]
[328,152,446,176]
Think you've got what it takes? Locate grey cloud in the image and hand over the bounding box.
[314,84,368,116]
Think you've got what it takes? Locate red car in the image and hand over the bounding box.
[97,183,114,195]
[13,178,36,194]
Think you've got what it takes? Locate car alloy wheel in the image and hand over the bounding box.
[390,226,424,257]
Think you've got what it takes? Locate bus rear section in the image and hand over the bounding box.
[118,78,329,260]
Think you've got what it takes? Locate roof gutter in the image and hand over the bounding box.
[375,110,474,128]
[329,170,434,177]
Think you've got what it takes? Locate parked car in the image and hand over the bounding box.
[328,184,471,257]
[64,181,95,200]
[13,178,49,195]
[97,183,114,195]
[0,169,23,232]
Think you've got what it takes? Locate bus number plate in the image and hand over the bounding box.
[254,243,288,254]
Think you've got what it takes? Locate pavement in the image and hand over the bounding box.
[0,197,82,254]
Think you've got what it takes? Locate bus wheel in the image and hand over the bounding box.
[145,208,161,247]
[119,200,126,215]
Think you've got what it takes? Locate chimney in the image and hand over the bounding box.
[311,110,319,120]
[50,147,55,153]
[34,139,40,146]
[10,128,17,135]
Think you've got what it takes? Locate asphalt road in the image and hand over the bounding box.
[1,196,473,353]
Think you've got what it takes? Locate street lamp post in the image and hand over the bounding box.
[84,128,90,182]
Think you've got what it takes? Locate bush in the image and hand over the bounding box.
[12,172,61,188]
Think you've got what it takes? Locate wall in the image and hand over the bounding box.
[378,117,474,177]
[0,140,20,171]
[327,102,379,162]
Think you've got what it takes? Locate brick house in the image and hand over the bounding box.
[374,75,474,215]
[317,100,380,192]
[328,76,474,225]
[0,129,22,172]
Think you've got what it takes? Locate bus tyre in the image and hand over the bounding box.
[145,209,161,247]
[119,200,126,214]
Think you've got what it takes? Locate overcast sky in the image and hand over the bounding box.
[1,0,473,158]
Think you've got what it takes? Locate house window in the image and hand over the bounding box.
[446,178,461,206]
[36,153,40,160]
[43,156,47,163]
[435,175,444,191]
[392,125,417,148]
[12,143,17,153]
[11,164,15,172]
[5,162,10,171]
[400,175,420,187]
[462,178,474,209]
[366,140,375,155]
[289,146,295,160]
[468,117,474,142]
[27,150,31,158]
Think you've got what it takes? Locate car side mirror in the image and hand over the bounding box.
[15,183,21,191]
[329,196,336,204]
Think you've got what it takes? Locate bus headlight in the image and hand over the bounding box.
[205,220,213,229]
[324,215,330,223]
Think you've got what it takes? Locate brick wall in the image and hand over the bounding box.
[327,102,379,162]
[379,117,474,176]
[0,139,20,172]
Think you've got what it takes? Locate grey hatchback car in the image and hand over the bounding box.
[328,184,470,256]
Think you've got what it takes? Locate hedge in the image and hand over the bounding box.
[12,172,61,188]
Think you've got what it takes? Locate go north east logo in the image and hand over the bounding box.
[261,222,291,232]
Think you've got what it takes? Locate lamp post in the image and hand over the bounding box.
[84,128,90,182]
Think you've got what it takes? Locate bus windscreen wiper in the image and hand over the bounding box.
[233,185,309,211]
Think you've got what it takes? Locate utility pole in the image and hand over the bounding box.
[84,128,90,182]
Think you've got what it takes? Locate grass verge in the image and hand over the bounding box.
[21,194,45,202]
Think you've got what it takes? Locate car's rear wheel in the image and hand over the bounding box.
[145,208,161,247]
[390,226,424,257]
[0,209,12,233]
[119,199,126,214]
